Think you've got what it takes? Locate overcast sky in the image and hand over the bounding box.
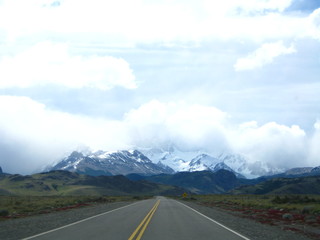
[0,0,320,174]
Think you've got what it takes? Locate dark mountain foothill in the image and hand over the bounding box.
[128,170,254,194]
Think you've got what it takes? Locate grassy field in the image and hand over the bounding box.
[181,194,320,214]
[0,195,149,219]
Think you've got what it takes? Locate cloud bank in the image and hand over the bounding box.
[0,96,128,173]
[0,97,319,174]
[125,100,230,153]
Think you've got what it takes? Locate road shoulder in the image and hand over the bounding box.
[176,199,311,240]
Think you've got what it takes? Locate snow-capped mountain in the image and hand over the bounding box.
[188,154,219,171]
[184,154,245,178]
[212,162,245,178]
[48,150,174,176]
[139,146,203,172]
[139,146,284,178]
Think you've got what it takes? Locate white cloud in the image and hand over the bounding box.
[0,0,317,45]
[231,121,307,170]
[124,100,230,153]
[308,8,320,40]
[234,41,296,71]
[0,95,129,173]
[314,119,320,130]
[308,119,320,165]
[243,0,293,12]
[0,42,136,89]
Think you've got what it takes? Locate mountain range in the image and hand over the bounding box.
[46,148,320,181]
[49,150,174,176]
[138,146,285,178]
[2,145,320,196]
[46,149,252,178]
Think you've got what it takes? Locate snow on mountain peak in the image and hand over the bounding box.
[48,149,174,176]
[138,146,286,178]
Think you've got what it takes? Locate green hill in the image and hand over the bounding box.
[0,170,185,196]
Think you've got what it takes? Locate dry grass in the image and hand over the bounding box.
[0,195,149,219]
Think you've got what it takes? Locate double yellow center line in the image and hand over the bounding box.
[128,200,161,240]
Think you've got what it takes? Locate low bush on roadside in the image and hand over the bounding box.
[272,195,318,204]
[0,209,9,217]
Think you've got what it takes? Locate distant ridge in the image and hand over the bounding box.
[258,166,320,180]
[231,175,320,195]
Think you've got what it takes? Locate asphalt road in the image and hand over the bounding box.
[23,196,250,240]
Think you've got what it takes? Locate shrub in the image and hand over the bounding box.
[0,209,9,217]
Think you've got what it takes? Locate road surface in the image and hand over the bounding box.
[23,196,250,240]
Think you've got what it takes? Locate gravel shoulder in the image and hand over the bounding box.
[178,200,313,240]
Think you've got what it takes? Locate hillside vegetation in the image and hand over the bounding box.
[231,176,320,195]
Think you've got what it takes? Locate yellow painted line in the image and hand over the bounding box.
[136,200,160,240]
[128,200,160,240]
[128,201,158,240]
